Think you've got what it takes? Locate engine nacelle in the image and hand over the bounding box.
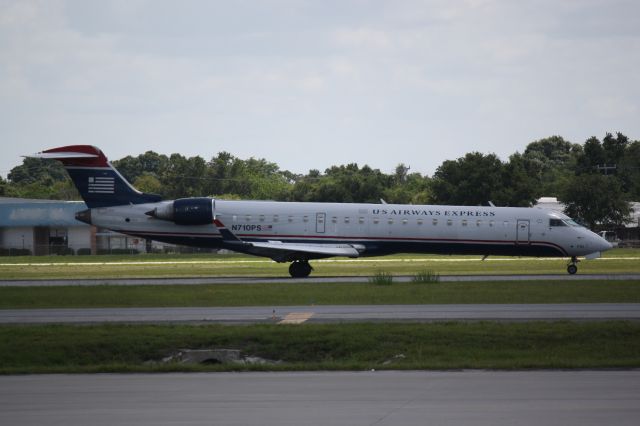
[146,198,213,225]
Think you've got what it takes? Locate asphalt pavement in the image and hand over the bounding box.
[1,371,638,426]
[2,303,639,324]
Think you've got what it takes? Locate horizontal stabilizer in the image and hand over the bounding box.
[27,145,162,208]
[27,152,99,160]
[27,145,109,168]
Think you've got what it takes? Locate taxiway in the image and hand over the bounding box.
[1,303,639,324]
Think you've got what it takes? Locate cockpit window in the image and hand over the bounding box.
[549,218,582,227]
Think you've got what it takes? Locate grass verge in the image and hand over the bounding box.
[1,280,640,309]
[0,249,638,279]
[1,322,638,374]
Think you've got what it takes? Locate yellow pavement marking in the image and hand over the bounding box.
[278,312,314,324]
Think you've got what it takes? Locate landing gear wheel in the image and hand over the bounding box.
[567,256,579,275]
[289,260,312,278]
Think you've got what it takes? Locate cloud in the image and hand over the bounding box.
[1,0,639,179]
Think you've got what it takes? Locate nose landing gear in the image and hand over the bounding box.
[567,256,579,275]
[289,260,313,278]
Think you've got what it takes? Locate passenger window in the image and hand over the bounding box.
[303,216,309,222]
[476,220,482,227]
[402,219,408,225]
[344,217,350,223]
[462,219,467,227]
[332,216,337,223]
[358,217,364,224]
[432,218,438,225]
[417,219,423,225]
[447,219,452,226]
[489,220,494,227]
[273,215,279,222]
[388,218,394,224]
[259,215,265,222]
[373,218,379,224]
[288,215,293,222]
[245,215,251,221]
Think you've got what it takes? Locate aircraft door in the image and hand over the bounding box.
[517,220,530,244]
[316,213,326,233]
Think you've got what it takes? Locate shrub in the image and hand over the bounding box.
[412,270,440,284]
[8,248,31,256]
[368,271,393,286]
[77,248,92,256]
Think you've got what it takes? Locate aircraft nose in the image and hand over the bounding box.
[594,235,613,252]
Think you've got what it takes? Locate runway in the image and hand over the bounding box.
[1,370,638,426]
[2,303,639,324]
[2,273,640,286]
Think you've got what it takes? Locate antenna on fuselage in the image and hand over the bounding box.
[488,201,496,207]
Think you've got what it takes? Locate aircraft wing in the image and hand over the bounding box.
[213,219,362,262]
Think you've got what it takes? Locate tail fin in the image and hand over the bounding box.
[27,145,162,208]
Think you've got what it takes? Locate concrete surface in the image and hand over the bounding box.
[1,370,638,426]
[1,303,639,324]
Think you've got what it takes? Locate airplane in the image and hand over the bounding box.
[28,145,612,277]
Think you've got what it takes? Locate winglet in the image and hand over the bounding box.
[213,219,242,242]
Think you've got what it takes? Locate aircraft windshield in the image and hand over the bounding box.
[550,218,582,227]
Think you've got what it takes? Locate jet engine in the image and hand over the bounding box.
[146,198,213,225]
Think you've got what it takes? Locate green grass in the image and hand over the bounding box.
[368,271,394,285]
[1,280,640,309]
[412,269,440,283]
[1,321,638,374]
[0,249,638,279]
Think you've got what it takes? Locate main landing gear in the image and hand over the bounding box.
[567,256,579,275]
[289,260,313,278]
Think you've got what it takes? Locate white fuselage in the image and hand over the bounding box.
[87,199,612,259]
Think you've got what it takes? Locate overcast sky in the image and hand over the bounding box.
[2,0,639,179]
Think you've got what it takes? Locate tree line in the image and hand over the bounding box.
[1,132,638,229]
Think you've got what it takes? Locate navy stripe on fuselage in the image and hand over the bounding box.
[118,229,568,257]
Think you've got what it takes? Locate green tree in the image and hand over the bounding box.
[559,174,632,229]
[290,164,393,203]
[431,152,504,206]
[161,154,208,198]
[621,140,640,199]
[113,151,169,183]
[133,173,164,195]
[7,157,68,185]
[522,136,582,196]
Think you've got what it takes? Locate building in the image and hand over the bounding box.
[0,198,160,255]
[0,198,93,255]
